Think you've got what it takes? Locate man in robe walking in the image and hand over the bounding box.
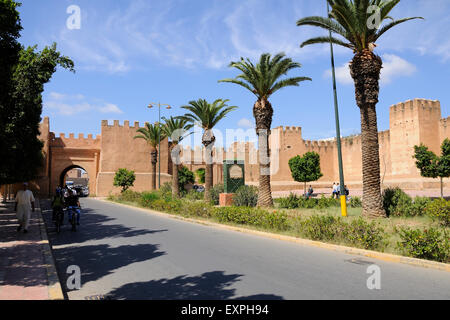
[15,183,35,233]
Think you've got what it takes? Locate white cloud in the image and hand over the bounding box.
[238,118,254,129]
[45,101,92,116]
[44,92,123,115]
[99,103,123,114]
[324,54,417,86]
[381,54,417,84]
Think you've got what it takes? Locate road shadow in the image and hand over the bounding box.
[40,200,168,245]
[106,271,283,300]
[54,243,166,293]
[39,199,168,296]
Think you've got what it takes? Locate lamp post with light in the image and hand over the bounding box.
[148,102,172,189]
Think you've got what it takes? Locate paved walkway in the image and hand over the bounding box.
[0,199,62,300]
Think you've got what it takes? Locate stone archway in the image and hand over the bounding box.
[49,148,99,196]
[59,165,89,189]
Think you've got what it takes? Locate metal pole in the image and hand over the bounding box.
[158,103,161,189]
[327,1,347,217]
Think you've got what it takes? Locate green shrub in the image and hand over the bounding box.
[214,206,263,226]
[233,185,258,207]
[300,215,342,241]
[148,198,182,214]
[408,197,432,217]
[181,200,214,218]
[212,207,289,231]
[343,218,387,250]
[382,187,412,216]
[397,227,449,262]
[261,211,290,231]
[139,192,161,207]
[184,190,204,201]
[317,196,339,209]
[195,168,206,184]
[210,183,224,205]
[159,182,172,197]
[426,198,450,227]
[113,168,136,192]
[117,190,141,202]
[300,197,318,209]
[349,196,362,208]
[278,193,300,209]
[178,166,195,192]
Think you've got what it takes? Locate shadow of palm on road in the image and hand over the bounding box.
[106,271,283,300]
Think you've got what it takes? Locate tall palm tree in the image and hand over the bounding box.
[162,116,193,198]
[297,0,422,217]
[180,99,237,200]
[219,53,311,207]
[134,123,167,191]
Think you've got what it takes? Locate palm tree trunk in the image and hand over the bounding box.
[350,50,386,218]
[172,163,179,198]
[202,130,215,201]
[151,149,158,190]
[254,98,273,207]
[440,177,443,198]
[204,147,213,201]
[171,145,181,198]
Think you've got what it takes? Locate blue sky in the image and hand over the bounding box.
[17,0,450,145]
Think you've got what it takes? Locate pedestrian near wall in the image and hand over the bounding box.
[15,183,35,233]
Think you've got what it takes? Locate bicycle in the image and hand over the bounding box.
[67,206,81,232]
[53,206,64,234]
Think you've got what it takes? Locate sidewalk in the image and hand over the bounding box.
[0,199,63,300]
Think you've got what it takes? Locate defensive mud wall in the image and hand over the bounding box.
[22,98,450,197]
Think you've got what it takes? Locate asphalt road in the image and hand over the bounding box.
[42,198,450,300]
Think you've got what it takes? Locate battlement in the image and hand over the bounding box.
[390,98,441,113]
[440,116,450,127]
[50,131,101,148]
[101,120,144,129]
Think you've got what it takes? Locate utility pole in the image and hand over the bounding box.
[327,1,347,217]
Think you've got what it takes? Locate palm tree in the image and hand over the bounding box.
[133,123,167,191]
[179,99,237,200]
[162,116,193,198]
[219,53,311,207]
[297,0,422,217]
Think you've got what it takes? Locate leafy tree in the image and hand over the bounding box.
[178,166,195,193]
[219,53,311,207]
[161,116,193,198]
[1,1,74,185]
[134,123,166,191]
[0,43,74,185]
[0,0,21,95]
[113,168,136,193]
[414,139,450,198]
[180,99,237,200]
[196,168,206,184]
[289,152,323,196]
[297,0,422,217]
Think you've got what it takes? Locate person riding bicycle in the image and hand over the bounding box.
[51,189,65,222]
[65,189,81,228]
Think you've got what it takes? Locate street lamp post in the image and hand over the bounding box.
[327,1,347,217]
[148,102,172,189]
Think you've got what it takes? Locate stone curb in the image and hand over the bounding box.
[36,200,65,300]
[101,199,450,273]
